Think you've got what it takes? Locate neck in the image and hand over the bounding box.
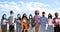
[43,15,45,17]
[55,16,58,18]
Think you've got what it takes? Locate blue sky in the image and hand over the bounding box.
[0,0,60,24]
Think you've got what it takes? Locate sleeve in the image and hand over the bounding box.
[40,17,41,24]
[8,17,10,23]
[46,24,48,30]
[1,19,2,26]
[32,17,35,25]
[46,18,48,24]
[46,18,48,30]
[14,18,16,23]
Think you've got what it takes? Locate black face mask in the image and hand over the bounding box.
[42,14,45,17]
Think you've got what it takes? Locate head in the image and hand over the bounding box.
[23,13,27,17]
[2,14,6,19]
[17,14,21,18]
[17,14,21,20]
[10,10,14,16]
[22,13,28,19]
[42,12,45,17]
[29,14,32,19]
[48,13,52,19]
[55,12,58,18]
[35,10,39,15]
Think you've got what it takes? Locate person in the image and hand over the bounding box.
[53,12,60,32]
[40,12,48,32]
[46,13,54,32]
[1,14,8,32]
[34,10,40,32]
[28,14,35,32]
[8,10,15,32]
[16,14,21,32]
[21,13,28,32]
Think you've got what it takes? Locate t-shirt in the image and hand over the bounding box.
[40,17,48,26]
[8,16,15,25]
[53,18,60,27]
[48,19,53,25]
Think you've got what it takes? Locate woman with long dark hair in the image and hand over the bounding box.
[1,14,8,32]
[46,13,54,32]
[21,13,28,32]
[16,14,21,32]
[28,14,35,32]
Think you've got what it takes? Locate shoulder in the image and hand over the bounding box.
[45,17,48,19]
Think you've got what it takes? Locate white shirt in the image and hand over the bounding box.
[2,20,7,25]
[48,19,53,25]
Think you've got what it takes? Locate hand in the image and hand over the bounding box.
[29,24,31,26]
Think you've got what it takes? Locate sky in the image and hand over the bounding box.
[0,0,60,24]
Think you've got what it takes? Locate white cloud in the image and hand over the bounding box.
[0,1,60,18]
[9,2,16,5]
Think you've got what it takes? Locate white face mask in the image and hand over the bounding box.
[11,14,14,16]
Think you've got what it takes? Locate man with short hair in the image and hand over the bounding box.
[53,12,60,32]
[40,12,48,32]
[8,10,15,32]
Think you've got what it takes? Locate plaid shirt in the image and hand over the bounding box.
[34,15,40,26]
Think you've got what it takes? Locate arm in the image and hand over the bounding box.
[46,24,48,30]
[46,19,48,30]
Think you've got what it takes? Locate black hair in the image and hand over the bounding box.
[17,14,21,20]
[1,14,6,20]
[29,14,32,19]
[35,10,39,15]
[10,10,13,14]
[54,12,58,18]
[42,12,45,14]
[48,13,52,19]
[22,13,28,20]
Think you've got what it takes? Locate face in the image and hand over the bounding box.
[48,14,52,18]
[42,13,45,16]
[35,10,39,15]
[30,16,32,19]
[4,15,6,18]
[42,12,45,16]
[55,13,58,17]
[3,14,6,18]
[24,14,27,17]
[17,14,20,18]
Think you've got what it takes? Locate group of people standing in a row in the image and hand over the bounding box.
[1,10,60,32]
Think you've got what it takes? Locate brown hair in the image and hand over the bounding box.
[35,10,39,15]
